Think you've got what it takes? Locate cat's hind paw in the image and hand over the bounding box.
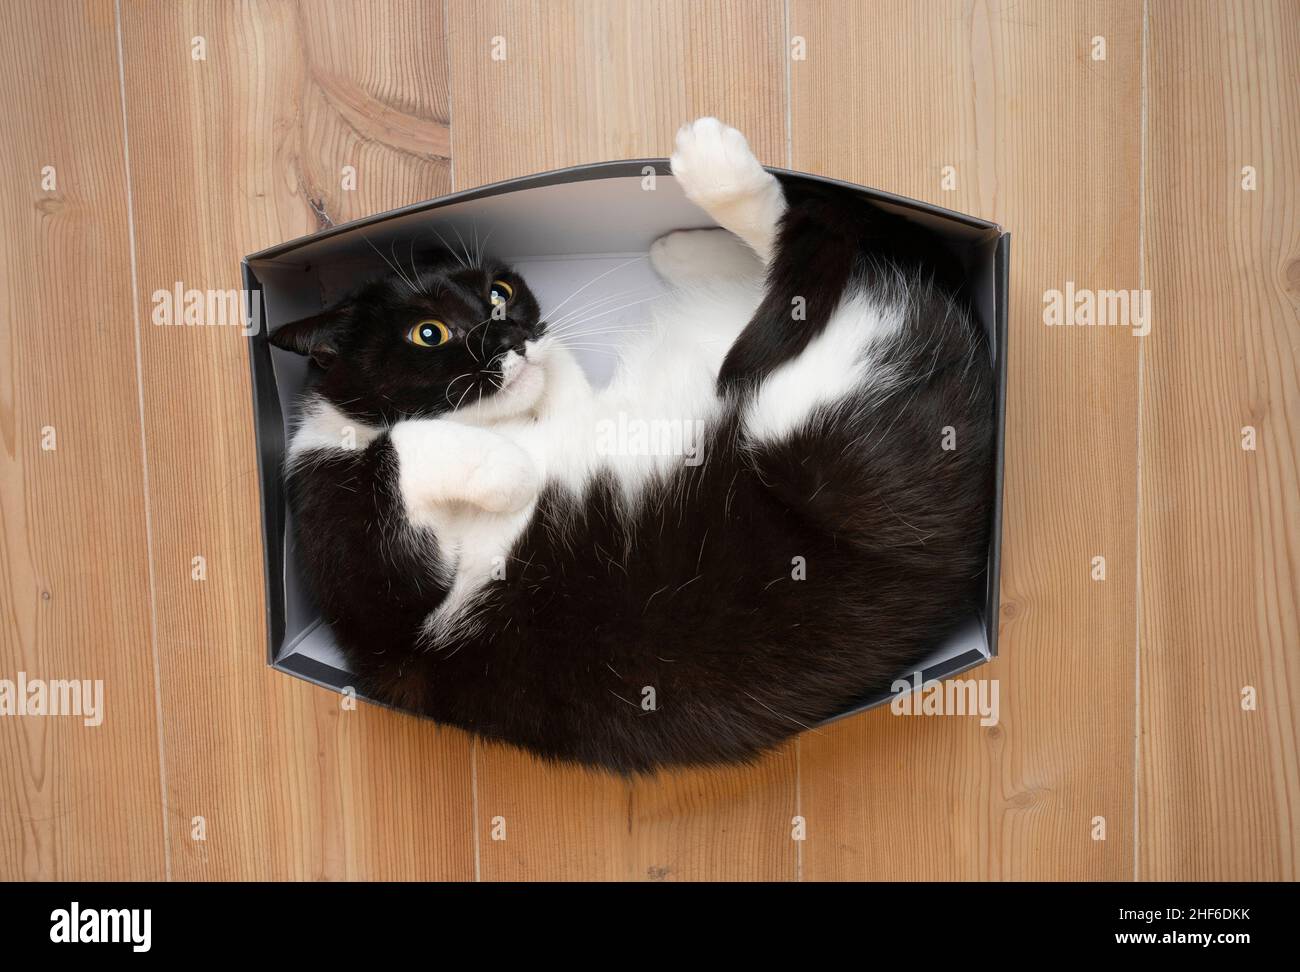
[669,118,785,263]
[671,118,773,210]
[650,228,762,286]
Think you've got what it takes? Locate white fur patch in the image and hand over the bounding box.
[742,292,905,445]
[287,395,382,463]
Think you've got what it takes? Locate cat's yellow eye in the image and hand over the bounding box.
[489,280,514,306]
[408,320,450,348]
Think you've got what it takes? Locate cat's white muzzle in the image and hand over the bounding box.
[451,340,549,425]
[489,345,547,415]
[497,348,532,390]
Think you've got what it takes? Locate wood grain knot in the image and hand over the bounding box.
[1004,787,1046,810]
[312,69,451,161]
[1283,256,1300,296]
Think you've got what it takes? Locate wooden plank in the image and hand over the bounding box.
[447,0,787,184]
[626,757,795,882]
[0,0,166,879]
[118,0,474,879]
[1139,0,1299,880]
[447,0,796,881]
[789,0,1143,879]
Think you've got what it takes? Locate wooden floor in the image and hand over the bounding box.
[1,0,1296,881]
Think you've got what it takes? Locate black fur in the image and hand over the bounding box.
[274,188,994,775]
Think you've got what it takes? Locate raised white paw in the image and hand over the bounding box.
[464,442,539,513]
[668,118,785,263]
[391,419,539,516]
[649,228,762,284]
[670,117,775,211]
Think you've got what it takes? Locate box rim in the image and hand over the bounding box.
[244,158,1003,266]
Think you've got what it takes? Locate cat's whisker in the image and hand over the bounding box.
[554,334,646,345]
[542,254,648,322]
[451,222,474,269]
[549,343,624,357]
[407,237,426,295]
[544,281,657,317]
[545,302,655,335]
[546,294,667,333]
[547,280,664,312]
[444,372,476,408]
[552,314,658,334]
[543,284,662,331]
[545,303,663,338]
[477,224,497,265]
[547,331,643,349]
[463,317,493,363]
[453,376,476,412]
[430,226,469,269]
[360,232,420,295]
[552,328,648,344]
[391,238,422,295]
[405,237,421,293]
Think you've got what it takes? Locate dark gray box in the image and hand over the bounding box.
[243,161,1009,721]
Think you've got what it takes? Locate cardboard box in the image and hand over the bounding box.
[243,160,1009,722]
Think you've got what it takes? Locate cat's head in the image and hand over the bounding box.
[269,250,549,425]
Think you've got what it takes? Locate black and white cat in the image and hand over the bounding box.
[270,118,994,773]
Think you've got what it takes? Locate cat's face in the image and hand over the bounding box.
[269,251,548,425]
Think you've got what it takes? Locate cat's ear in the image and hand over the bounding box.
[268,302,352,368]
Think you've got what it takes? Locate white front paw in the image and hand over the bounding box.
[670,117,774,211]
[466,443,539,514]
[390,419,539,517]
